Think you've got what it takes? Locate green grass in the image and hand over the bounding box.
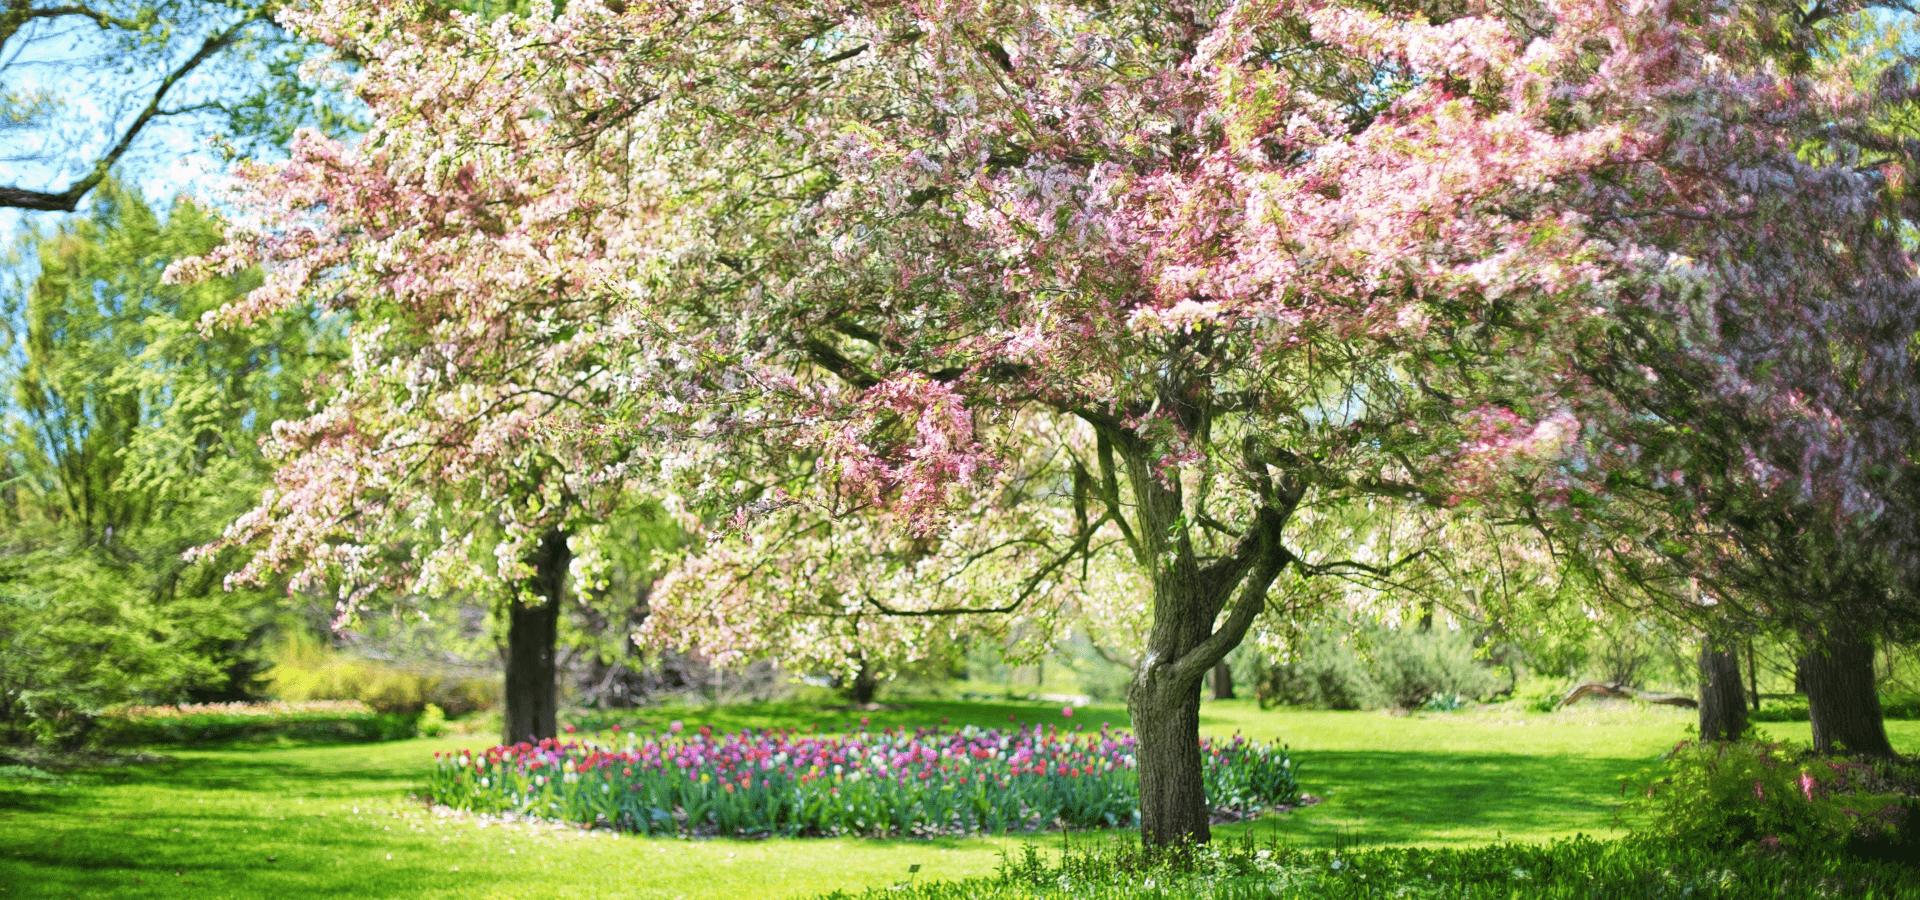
[821,833,1920,899]
[0,738,1018,900]
[4,698,1917,899]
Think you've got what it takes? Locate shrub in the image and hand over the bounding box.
[1627,739,1904,854]
[1751,698,1811,722]
[94,700,421,746]
[267,633,495,716]
[1748,694,1920,722]
[1510,678,1571,713]
[1255,618,1503,711]
[0,553,239,749]
[418,703,449,738]
[1880,694,1920,720]
[425,722,1300,837]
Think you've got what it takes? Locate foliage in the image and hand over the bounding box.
[266,632,496,716]
[0,552,225,748]
[94,699,421,746]
[0,181,333,746]
[811,834,1920,900]
[175,0,1920,674]
[1253,618,1503,711]
[425,722,1298,837]
[1627,739,1905,855]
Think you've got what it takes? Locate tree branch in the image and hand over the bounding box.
[1,4,270,212]
[1171,511,1292,683]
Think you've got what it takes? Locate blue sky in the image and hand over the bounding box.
[1,0,336,243]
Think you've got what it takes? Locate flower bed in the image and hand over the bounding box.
[425,722,1299,837]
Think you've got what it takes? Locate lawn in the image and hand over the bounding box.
[3,699,1914,900]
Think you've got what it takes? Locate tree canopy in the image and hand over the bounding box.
[178,0,1920,841]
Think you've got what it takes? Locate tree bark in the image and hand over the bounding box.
[1210,660,1235,700]
[502,529,570,745]
[1697,632,1747,742]
[1801,624,1894,757]
[1130,665,1209,845]
[1116,430,1297,846]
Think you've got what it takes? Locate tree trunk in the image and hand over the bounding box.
[846,658,878,705]
[1210,660,1235,700]
[1697,632,1747,742]
[1747,638,1760,712]
[1118,454,1293,845]
[1130,666,1209,845]
[1095,414,1299,847]
[502,529,570,746]
[1801,624,1894,757]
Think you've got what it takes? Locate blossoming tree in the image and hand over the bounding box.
[182,0,1920,841]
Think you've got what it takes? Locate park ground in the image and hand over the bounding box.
[3,698,1915,900]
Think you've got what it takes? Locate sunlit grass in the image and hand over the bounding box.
[0,738,1013,900]
[3,699,1915,899]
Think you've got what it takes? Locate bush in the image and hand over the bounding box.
[94,700,421,746]
[418,703,449,738]
[808,834,1920,900]
[1881,694,1920,720]
[425,723,1300,837]
[267,633,495,716]
[1627,739,1905,854]
[1751,698,1810,722]
[0,553,237,749]
[1255,617,1503,711]
[1510,678,1571,713]
[1748,694,1920,722]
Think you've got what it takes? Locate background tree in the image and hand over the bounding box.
[0,179,333,745]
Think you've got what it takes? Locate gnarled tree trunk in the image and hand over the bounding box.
[1801,623,1894,757]
[1117,432,1298,846]
[1697,631,1747,742]
[503,528,571,745]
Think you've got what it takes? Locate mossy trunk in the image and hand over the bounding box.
[1130,662,1210,845]
[502,529,570,745]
